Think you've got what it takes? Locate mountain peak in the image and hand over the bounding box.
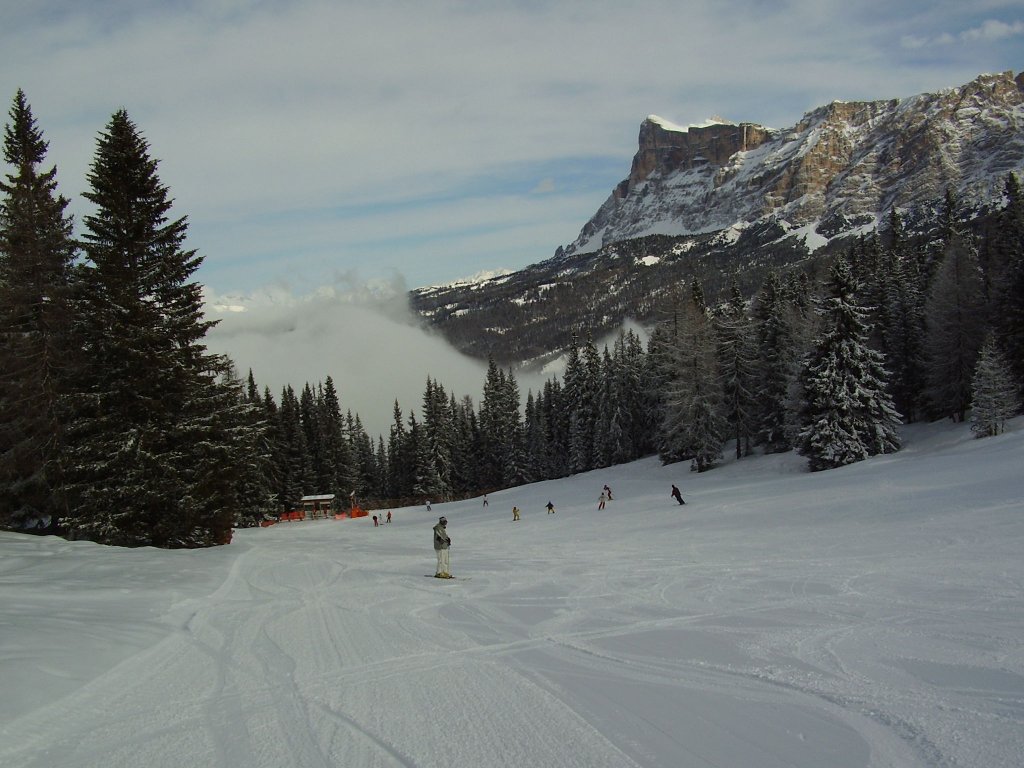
[645,114,737,132]
[568,70,1024,257]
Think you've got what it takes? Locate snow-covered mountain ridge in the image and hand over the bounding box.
[411,71,1024,366]
[565,70,1024,257]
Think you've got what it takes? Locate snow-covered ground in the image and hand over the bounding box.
[2,419,1023,768]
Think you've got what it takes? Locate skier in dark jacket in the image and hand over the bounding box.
[671,484,686,505]
[433,517,452,578]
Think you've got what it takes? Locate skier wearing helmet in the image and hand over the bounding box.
[433,516,452,578]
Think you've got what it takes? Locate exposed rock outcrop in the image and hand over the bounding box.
[566,71,1024,256]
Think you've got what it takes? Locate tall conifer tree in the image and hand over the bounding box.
[0,90,77,528]
[922,234,987,421]
[798,257,902,471]
[970,333,1020,438]
[65,110,244,545]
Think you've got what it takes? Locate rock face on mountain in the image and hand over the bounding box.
[566,71,1024,256]
[412,71,1024,367]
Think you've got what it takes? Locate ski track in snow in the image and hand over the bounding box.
[2,419,1023,767]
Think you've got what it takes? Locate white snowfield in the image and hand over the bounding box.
[2,419,1023,768]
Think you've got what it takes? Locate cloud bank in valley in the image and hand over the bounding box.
[204,278,494,438]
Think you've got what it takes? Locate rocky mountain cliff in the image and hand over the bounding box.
[412,71,1024,367]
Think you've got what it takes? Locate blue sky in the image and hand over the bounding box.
[3,0,1022,299]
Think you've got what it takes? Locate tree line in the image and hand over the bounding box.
[255,180,1023,512]
[2,88,1022,546]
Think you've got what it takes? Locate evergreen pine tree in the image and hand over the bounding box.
[65,110,246,545]
[0,90,77,529]
[989,174,1024,384]
[592,345,616,469]
[880,211,927,422]
[541,377,570,479]
[319,376,356,502]
[970,333,1021,438]
[418,377,451,499]
[568,335,600,473]
[922,234,988,422]
[349,413,377,498]
[658,292,726,472]
[523,390,546,481]
[751,271,800,453]
[477,357,506,489]
[715,281,758,459]
[386,400,411,499]
[498,366,527,487]
[798,257,902,471]
[209,362,277,529]
[277,386,313,507]
[449,394,479,495]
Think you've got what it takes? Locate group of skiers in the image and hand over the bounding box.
[431,483,686,578]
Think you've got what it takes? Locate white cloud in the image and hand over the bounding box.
[11,0,1016,298]
[531,178,557,194]
[901,18,1024,48]
[961,18,1024,41]
[204,281,491,438]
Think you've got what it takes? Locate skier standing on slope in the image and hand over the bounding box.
[433,516,452,578]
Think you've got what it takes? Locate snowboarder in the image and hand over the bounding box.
[386,510,392,524]
[433,516,452,578]
[512,506,520,521]
[598,492,607,510]
[603,484,613,501]
[483,494,489,507]
[671,484,686,505]
[546,501,555,514]
[373,515,379,527]
[426,500,432,512]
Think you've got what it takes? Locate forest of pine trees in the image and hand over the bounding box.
[2,89,1022,547]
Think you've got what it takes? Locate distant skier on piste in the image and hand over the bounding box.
[671,484,686,505]
[433,516,452,578]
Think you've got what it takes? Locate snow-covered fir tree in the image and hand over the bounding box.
[970,333,1021,438]
[64,110,245,545]
[798,257,902,471]
[603,330,650,465]
[417,377,453,500]
[568,335,601,473]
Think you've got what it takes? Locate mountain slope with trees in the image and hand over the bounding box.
[3,80,1023,546]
